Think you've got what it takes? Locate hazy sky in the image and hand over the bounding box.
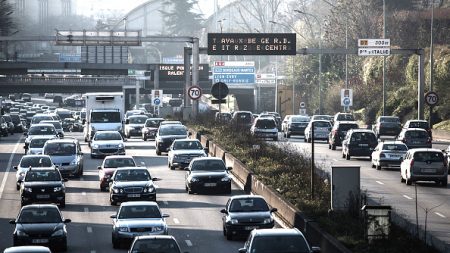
[76,0,232,18]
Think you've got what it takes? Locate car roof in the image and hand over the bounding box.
[408,148,443,153]
[21,154,52,159]
[115,167,148,171]
[349,129,374,133]
[229,195,266,201]
[134,235,176,240]
[3,246,52,253]
[173,138,198,142]
[379,116,399,118]
[95,130,121,134]
[251,228,302,236]
[380,141,406,145]
[104,155,135,160]
[406,119,428,123]
[336,121,358,124]
[146,118,165,121]
[120,201,159,207]
[30,123,55,128]
[128,115,148,118]
[21,204,59,210]
[44,138,78,144]
[403,128,428,132]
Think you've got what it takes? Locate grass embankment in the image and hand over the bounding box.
[188,115,439,253]
[434,120,450,131]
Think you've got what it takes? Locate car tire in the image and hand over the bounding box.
[226,230,233,241]
[441,178,448,187]
[59,240,68,252]
[331,144,336,150]
[405,177,412,185]
[112,236,120,249]
[60,200,65,208]
[376,164,381,170]
[346,153,350,160]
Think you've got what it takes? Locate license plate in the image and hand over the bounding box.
[245,226,258,230]
[37,194,50,199]
[128,194,140,198]
[359,144,369,147]
[390,155,400,158]
[421,168,436,173]
[32,239,49,244]
[204,183,217,187]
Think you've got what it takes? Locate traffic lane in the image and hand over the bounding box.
[285,138,450,244]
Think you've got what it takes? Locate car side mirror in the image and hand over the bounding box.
[238,248,247,253]
[220,209,228,214]
[13,166,18,170]
[271,208,278,213]
[162,214,170,218]
[9,220,16,224]
[311,246,321,253]
[227,167,233,171]
[152,177,161,181]
[64,219,72,223]
[63,178,68,182]
[184,167,190,171]
[97,166,102,170]
[110,214,117,219]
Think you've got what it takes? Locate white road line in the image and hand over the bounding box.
[435,212,446,218]
[163,201,168,205]
[84,207,89,213]
[173,218,180,224]
[0,137,22,199]
[87,227,93,233]
[90,251,96,253]
[403,195,413,200]
[185,240,193,247]
[333,159,338,162]
[375,181,384,185]
[82,192,86,196]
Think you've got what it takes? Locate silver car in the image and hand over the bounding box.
[24,123,58,152]
[124,115,149,138]
[371,141,408,170]
[42,139,84,178]
[396,128,431,149]
[26,136,56,155]
[400,148,448,186]
[111,201,169,249]
[168,139,207,170]
[304,120,332,142]
[90,131,125,158]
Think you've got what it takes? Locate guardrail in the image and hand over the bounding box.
[0,76,136,86]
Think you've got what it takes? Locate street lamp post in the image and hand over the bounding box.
[382,0,386,116]
[294,10,322,115]
[429,1,435,127]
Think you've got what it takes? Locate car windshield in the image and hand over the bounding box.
[339,124,359,131]
[337,114,354,121]
[118,205,161,219]
[18,208,62,223]
[191,160,226,171]
[57,112,72,120]
[131,239,180,253]
[413,152,444,162]
[145,120,163,127]
[408,121,429,129]
[230,198,269,212]
[20,157,53,167]
[405,130,428,138]
[44,143,76,156]
[381,117,400,123]
[25,170,61,182]
[115,170,151,181]
[104,158,136,168]
[91,111,121,123]
[313,121,331,128]
[30,138,53,148]
[159,127,186,136]
[351,132,377,143]
[382,144,407,151]
[129,116,148,124]
[41,121,62,130]
[173,141,202,150]
[94,132,122,141]
[252,235,310,253]
[290,117,309,123]
[235,113,252,124]
[28,126,56,135]
[255,119,276,129]
[31,116,53,124]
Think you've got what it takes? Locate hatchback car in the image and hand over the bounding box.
[111,201,169,248]
[333,112,355,123]
[371,141,408,170]
[42,138,84,178]
[304,120,332,143]
[128,235,182,253]
[250,117,278,141]
[403,120,432,139]
[400,148,448,186]
[30,114,54,126]
[125,115,149,138]
[142,118,165,141]
[238,228,320,253]
[20,167,67,207]
[9,204,71,252]
[283,115,310,138]
[185,157,232,194]
[10,114,27,133]
[396,128,431,149]
[215,112,232,122]
[26,136,56,155]
[168,139,207,170]
[90,131,126,158]
[155,124,189,155]
[342,129,378,160]
[373,116,402,138]
[328,121,359,150]
[98,155,137,191]
[40,120,64,138]
[24,124,58,151]
[109,167,160,205]
[231,111,254,130]
[13,155,56,190]
[221,195,277,240]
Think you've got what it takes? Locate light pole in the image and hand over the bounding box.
[382,0,386,116]
[294,10,322,115]
[429,1,435,127]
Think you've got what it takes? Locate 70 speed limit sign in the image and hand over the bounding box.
[188,85,202,100]
[425,91,439,106]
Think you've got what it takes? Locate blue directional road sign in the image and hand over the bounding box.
[153,98,161,106]
[343,97,351,106]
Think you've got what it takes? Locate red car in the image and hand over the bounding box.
[97,155,136,191]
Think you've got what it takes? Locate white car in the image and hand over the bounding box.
[111,201,169,249]
[304,120,332,142]
[26,136,56,155]
[24,123,59,152]
[371,141,408,170]
[124,115,149,138]
[90,131,125,158]
[13,155,56,190]
[250,117,278,141]
[400,148,448,186]
[168,139,207,170]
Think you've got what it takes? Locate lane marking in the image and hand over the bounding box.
[82,192,86,196]
[87,227,93,233]
[435,212,446,218]
[163,201,168,205]
[84,207,89,213]
[333,159,338,162]
[0,137,22,199]
[185,240,193,247]
[403,195,413,200]
[80,177,84,181]
[90,251,96,253]
[173,218,180,224]
[375,181,384,185]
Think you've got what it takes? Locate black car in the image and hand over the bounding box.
[328,121,359,150]
[155,124,189,155]
[284,115,310,138]
[9,204,71,252]
[373,116,402,138]
[20,168,67,207]
[342,129,378,160]
[185,157,232,194]
[2,115,15,135]
[142,118,165,141]
[0,116,8,137]
[221,195,277,240]
[109,167,161,205]
[10,114,26,133]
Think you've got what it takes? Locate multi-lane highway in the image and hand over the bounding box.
[284,135,450,250]
[0,132,246,253]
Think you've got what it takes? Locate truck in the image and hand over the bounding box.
[83,92,125,142]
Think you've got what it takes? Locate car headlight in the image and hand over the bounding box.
[51,228,65,236]
[70,158,78,165]
[112,187,123,194]
[190,177,199,183]
[16,230,28,237]
[54,186,63,192]
[118,143,124,148]
[227,218,238,225]
[24,187,32,193]
[263,217,273,224]
[118,227,129,232]
[144,186,155,193]
[221,176,231,182]
[153,226,164,232]
[173,155,179,159]
[93,144,99,149]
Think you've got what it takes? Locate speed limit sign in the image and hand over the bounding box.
[425,91,439,106]
[188,85,202,100]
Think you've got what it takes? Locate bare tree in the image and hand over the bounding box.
[234,0,284,32]
[0,0,15,36]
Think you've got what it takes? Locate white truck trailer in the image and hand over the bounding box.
[83,92,125,142]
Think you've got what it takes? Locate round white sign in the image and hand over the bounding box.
[188,86,202,100]
[425,91,438,106]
